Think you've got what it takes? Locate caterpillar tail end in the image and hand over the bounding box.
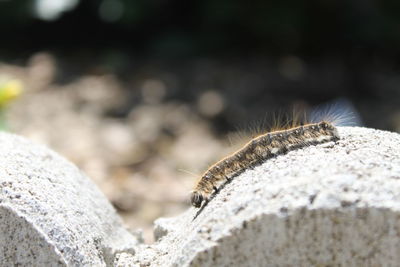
[318,120,340,141]
[190,190,207,208]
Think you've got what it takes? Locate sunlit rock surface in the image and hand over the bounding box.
[132,127,400,266]
[0,132,138,266]
[1,127,400,266]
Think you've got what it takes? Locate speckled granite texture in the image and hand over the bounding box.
[0,132,138,266]
[1,127,400,266]
[131,127,400,266]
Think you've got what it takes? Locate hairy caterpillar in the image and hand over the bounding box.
[190,120,340,208]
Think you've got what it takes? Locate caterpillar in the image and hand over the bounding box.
[190,120,340,208]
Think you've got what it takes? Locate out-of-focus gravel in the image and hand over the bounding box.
[1,53,234,243]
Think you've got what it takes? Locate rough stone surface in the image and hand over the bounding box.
[0,132,138,266]
[132,127,400,267]
[114,252,138,267]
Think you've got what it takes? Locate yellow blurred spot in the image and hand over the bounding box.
[0,79,23,107]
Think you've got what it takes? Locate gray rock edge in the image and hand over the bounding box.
[129,127,400,266]
[0,132,139,266]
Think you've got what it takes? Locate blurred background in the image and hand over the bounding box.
[0,0,399,242]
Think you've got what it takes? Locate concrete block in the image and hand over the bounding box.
[132,127,400,266]
[0,132,138,266]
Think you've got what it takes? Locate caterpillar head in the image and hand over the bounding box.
[190,190,204,208]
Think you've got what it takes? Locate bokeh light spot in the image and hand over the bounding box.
[99,0,124,23]
[197,90,225,117]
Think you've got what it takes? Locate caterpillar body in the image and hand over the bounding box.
[190,120,340,208]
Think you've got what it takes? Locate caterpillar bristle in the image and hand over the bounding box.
[190,99,361,209]
[309,98,362,127]
[191,120,340,208]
